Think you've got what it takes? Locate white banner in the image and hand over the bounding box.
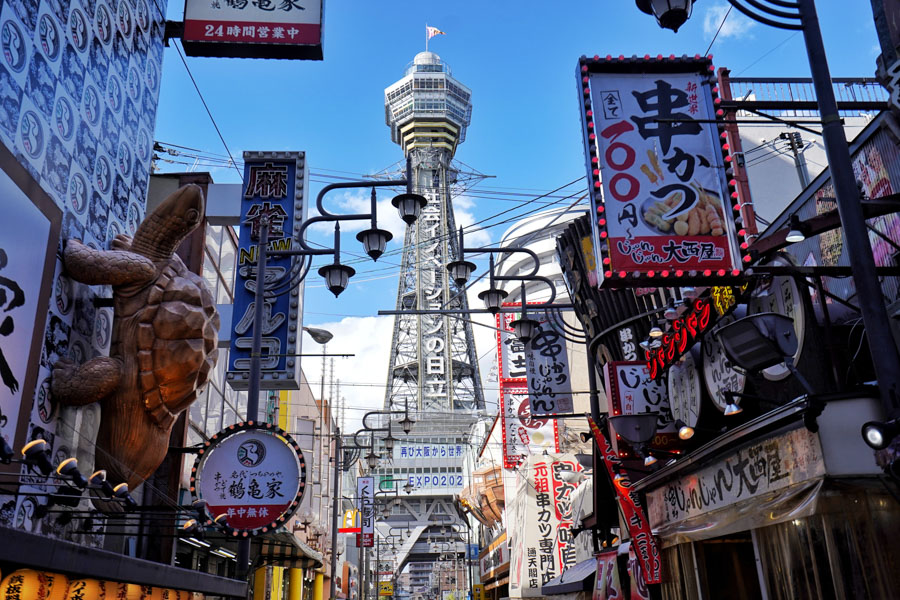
[500,387,559,469]
[525,328,573,415]
[508,454,583,598]
[357,476,374,547]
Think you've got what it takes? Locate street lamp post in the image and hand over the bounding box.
[234,171,426,581]
[636,0,900,420]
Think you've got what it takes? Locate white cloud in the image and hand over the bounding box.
[301,316,395,432]
[302,307,501,431]
[703,3,755,41]
[454,195,493,248]
[307,189,408,250]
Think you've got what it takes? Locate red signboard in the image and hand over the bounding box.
[182,0,323,59]
[586,416,661,585]
[593,551,622,600]
[578,56,749,287]
[499,386,559,469]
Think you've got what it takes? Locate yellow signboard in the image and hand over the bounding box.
[379,582,394,596]
[473,584,485,600]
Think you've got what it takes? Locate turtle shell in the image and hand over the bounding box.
[133,255,219,429]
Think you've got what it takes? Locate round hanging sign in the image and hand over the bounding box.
[701,313,747,413]
[191,421,307,537]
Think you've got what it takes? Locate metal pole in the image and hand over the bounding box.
[359,546,366,600]
[797,0,900,419]
[237,217,270,581]
[330,427,342,600]
[465,527,473,600]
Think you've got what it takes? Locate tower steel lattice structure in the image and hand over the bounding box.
[376,51,484,577]
[383,52,484,416]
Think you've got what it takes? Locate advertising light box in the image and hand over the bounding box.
[577,56,750,287]
[226,151,307,390]
[183,0,323,59]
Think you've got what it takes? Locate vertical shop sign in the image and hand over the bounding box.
[497,304,529,382]
[578,57,743,287]
[509,454,583,597]
[499,387,559,469]
[526,328,574,415]
[603,362,676,456]
[357,476,374,547]
[549,460,581,573]
[227,152,307,391]
[627,545,652,600]
[586,416,661,585]
[533,460,556,588]
[593,550,622,600]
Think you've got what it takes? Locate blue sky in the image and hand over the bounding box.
[153,0,883,426]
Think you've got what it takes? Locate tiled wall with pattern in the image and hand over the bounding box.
[0,0,165,542]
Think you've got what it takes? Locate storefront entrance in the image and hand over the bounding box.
[694,533,762,600]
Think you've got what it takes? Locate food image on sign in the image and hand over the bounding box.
[191,422,307,535]
[640,185,725,237]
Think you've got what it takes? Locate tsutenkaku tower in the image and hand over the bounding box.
[383,51,484,415]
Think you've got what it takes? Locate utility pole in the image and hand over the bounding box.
[329,426,342,600]
[779,131,811,188]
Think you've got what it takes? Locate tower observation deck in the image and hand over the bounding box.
[377,52,483,577]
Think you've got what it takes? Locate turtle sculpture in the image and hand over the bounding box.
[52,184,219,494]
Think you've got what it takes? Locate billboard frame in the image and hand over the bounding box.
[577,55,754,288]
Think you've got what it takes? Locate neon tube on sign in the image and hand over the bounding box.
[645,297,711,380]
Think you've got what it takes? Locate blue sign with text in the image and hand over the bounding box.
[226,151,307,391]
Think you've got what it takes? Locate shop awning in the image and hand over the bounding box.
[541,558,597,595]
[254,530,323,570]
[485,576,509,591]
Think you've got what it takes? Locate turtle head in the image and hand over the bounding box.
[130,184,205,261]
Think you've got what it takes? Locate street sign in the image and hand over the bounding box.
[357,476,375,547]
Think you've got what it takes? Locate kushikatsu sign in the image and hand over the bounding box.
[191,422,308,536]
[578,56,745,287]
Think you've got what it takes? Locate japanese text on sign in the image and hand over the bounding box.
[587,417,661,585]
[500,387,559,469]
[498,306,528,381]
[584,62,740,282]
[526,329,573,415]
[357,476,374,547]
[227,154,306,391]
[604,362,676,456]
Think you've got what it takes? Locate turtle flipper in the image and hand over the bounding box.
[51,356,122,406]
[62,239,157,286]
